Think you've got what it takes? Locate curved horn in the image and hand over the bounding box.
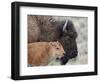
[63,20,68,32]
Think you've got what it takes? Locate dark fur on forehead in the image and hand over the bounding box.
[62,20,77,39]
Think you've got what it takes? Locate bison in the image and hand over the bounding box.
[28,15,78,65]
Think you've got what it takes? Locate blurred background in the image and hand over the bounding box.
[66,17,88,65]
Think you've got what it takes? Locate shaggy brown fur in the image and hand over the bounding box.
[28,16,41,43]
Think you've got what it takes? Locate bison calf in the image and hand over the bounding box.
[28,41,65,66]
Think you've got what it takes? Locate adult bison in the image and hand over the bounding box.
[28,15,78,65]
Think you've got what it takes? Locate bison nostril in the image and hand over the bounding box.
[74,50,78,55]
[69,50,78,58]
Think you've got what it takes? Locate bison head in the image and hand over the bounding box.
[59,20,78,65]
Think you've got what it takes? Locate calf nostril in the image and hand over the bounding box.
[63,53,66,55]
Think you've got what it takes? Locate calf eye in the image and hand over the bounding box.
[56,48,59,50]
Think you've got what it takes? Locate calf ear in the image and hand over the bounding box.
[56,41,61,46]
[49,42,55,47]
[57,41,60,44]
[57,41,59,43]
[49,42,53,46]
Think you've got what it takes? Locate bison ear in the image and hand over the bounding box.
[62,20,78,38]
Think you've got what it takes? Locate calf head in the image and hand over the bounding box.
[49,41,65,59]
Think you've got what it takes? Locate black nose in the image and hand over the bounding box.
[69,50,78,58]
[60,54,69,65]
[60,50,78,65]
